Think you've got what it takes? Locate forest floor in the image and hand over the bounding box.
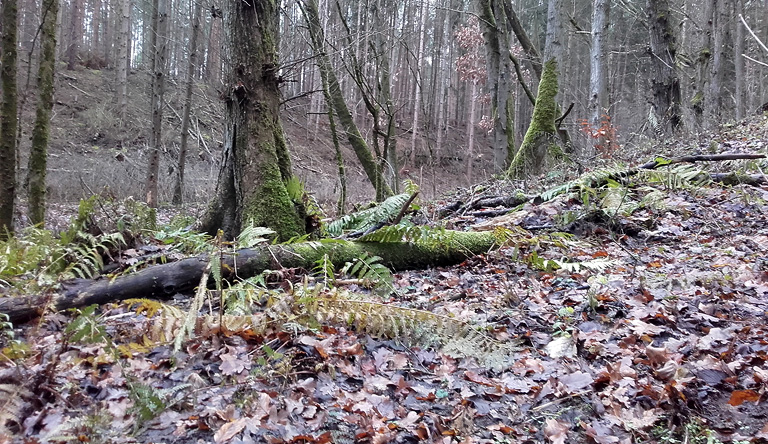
[4,65,768,443]
[5,112,768,443]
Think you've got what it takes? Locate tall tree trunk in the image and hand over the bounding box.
[91,0,101,55]
[200,0,305,240]
[466,81,478,184]
[733,0,745,119]
[27,0,58,226]
[408,0,428,167]
[647,0,682,133]
[300,0,392,201]
[0,0,18,240]
[67,0,83,69]
[373,0,399,191]
[708,0,730,124]
[477,0,515,172]
[205,6,222,83]
[145,0,169,208]
[588,0,610,157]
[173,0,202,205]
[116,0,130,121]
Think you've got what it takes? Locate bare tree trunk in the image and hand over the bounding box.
[66,0,83,69]
[647,0,682,133]
[145,0,169,208]
[116,0,130,121]
[172,0,202,205]
[477,0,515,172]
[205,7,222,83]
[27,0,58,226]
[466,81,478,184]
[91,0,101,56]
[733,0,745,119]
[708,0,730,124]
[588,0,610,157]
[409,0,428,167]
[0,0,18,240]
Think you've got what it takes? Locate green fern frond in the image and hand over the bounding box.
[636,165,709,190]
[340,253,394,296]
[237,222,274,249]
[326,193,412,236]
[313,254,336,287]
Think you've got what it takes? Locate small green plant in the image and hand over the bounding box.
[552,306,575,337]
[340,253,394,296]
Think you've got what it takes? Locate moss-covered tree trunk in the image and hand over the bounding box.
[27,0,58,226]
[506,60,563,178]
[200,0,304,241]
[300,0,393,201]
[0,0,18,240]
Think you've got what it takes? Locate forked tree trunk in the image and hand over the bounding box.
[200,0,305,240]
[0,0,18,240]
[27,0,58,226]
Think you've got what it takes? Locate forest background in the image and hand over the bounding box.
[0,0,765,229]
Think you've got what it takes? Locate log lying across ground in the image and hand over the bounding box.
[1,231,498,323]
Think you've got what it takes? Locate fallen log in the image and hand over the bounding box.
[1,231,498,324]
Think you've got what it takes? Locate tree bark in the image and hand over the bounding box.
[708,0,730,124]
[0,0,18,241]
[733,0,745,119]
[116,0,130,121]
[66,0,83,69]
[145,0,169,208]
[1,231,499,324]
[200,0,305,240]
[588,0,610,157]
[647,0,682,133]
[27,0,58,226]
[173,0,202,205]
[204,7,222,83]
[477,0,515,172]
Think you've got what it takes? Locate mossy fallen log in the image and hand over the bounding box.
[0,231,498,323]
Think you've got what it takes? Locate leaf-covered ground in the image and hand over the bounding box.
[5,158,768,443]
